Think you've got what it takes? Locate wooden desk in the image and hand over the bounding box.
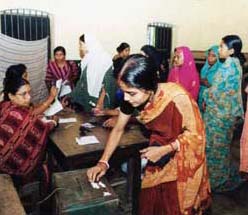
[48,112,148,215]
[0,174,26,215]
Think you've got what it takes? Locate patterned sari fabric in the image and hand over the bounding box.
[0,101,51,180]
[198,45,220,113]
[202,57,244,192]
[240,100,248,174]
[137,83,210,215]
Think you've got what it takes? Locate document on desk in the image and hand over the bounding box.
[76,136,100,145]
[59,118,77,123]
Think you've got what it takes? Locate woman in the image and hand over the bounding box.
[0,76,57,184]
[45,46,78,89]
[141,45,169,82]
[113,42,130,61]
[71,34,117,112]
[87,55,211,215]
[168,46,200,100]
[240,85,248,178]
[5,64,58,115]
[198,45,220,113]
[203,35,244,192]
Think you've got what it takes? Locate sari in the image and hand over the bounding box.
[0,101,52,180]
[240,96,248,174]
[202,57,244,192]
[137,83,210,215]
[168,46,200,101]
[198,45,220,113]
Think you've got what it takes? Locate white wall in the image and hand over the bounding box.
[1,0,248,59]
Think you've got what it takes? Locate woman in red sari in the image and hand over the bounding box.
[87,55,211,215]
[0,76,57,184]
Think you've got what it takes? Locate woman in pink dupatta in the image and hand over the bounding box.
[240,85,248,177]
[168,46,200,100]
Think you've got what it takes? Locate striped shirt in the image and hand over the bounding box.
[45,60,78,89]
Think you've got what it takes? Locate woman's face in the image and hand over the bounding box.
[54,51,66,63]
[22,71,29,81]
[119,47,130,59]
[207,50,217,66]
[9,84,31,107]
[119,81,151,107]
[79,41,88,58]
[219,40,233,59]
[173,50,184,67]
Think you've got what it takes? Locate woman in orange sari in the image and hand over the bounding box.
[87,55,211,215]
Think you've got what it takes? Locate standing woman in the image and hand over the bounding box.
[203,35,245,192]
[71,34,116,112]
[198,45,220,113]
[87,55,210,215]
[168,46,200,100]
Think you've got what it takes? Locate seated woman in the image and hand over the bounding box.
[71,34,117,112]
[87,55,211,215]
[168,46,200,100]
[0,76,57,185]
[45,46,78,90]
[198,45,220,113]
[5,64,58,115]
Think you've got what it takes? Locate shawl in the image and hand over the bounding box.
[168,46,200,100]
[138,83,210,214]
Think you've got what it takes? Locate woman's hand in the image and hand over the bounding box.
[140,146,164,163]
[49,86,58,99]
[87,164,108,182]
[92,108,105,116]
[102,116,118,128]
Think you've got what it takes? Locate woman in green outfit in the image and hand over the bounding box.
[203,35,245,192]
[71,34,117,112]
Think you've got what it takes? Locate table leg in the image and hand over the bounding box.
[127,154,141,215]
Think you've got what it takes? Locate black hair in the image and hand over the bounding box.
[3,76,30,101]
[79,34,85,43]
[116,42,130,53]
[53,46,66,56]
[222,35,246,66]
[5,64,27,80]
[119,54,158,92]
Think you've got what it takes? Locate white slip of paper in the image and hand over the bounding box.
[76,136,100,145]
[59,118,77,123]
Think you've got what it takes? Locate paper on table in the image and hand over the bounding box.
[76,136,100,145]
[44,98,63,116]
[59,118,77,123]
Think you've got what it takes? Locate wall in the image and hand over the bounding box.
[1,0,248,59]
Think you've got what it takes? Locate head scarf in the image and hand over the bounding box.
[80,34,112,97]
[200,45,220,83]
[168,46,199,100]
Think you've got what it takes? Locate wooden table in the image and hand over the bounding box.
[0,174,26,215]
[48,112,148,215]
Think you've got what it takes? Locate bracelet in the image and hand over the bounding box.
[50,119,58,127]
[169,142,175,151]
[98,160,110,169]
[43,102,49,107]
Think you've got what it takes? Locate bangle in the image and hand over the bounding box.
[43,102,49,107]
[98,160,110,169]
[50,119,57,127]
[169,142,175,151]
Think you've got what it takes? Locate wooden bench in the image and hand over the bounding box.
[0,174,26,215]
